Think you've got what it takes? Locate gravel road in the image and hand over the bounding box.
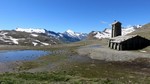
[78,44,150,61]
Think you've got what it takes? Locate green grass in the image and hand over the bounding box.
[0,68,150,84]
[129,23,150,39]
[0,71,119,84]
[17,61,40,71]
[64,60,150,84]
[0,72,70,84]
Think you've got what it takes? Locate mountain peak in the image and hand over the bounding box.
[66,29,75,34]
[65,29,76,37]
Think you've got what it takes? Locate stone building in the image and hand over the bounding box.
[111,21,122,38]
[108,21,150,50]
[108,35,150,50]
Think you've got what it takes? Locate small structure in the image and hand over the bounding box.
[108,35,150,50]
[108,21,150,50]
[111,21,122,38]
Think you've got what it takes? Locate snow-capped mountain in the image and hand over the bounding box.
[88,25,142,39]
[58,29,87,42]
[0,30,60,46]
[0,24,144,46]
[15,28,88,43]
[63,29,87,40]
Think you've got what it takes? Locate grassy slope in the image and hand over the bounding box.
[129,23,150,39]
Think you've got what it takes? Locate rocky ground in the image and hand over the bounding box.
[78,44,150,61]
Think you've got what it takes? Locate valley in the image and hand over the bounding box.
[0,40,150,83]
[0,24,149,83]
[0,0,150,83]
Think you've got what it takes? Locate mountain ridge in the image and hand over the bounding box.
[88,25,142,39]
[0,24,144,46]
[16,28,87,42]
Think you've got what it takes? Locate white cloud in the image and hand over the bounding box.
[100,21,107,24]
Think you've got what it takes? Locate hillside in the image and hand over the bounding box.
[129,23,150,39]
[0,30,61,46]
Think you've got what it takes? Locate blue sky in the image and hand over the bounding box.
[0,0,150,33]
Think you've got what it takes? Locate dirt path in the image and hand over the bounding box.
[78,44,150,61]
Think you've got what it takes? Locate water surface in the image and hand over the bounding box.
[0,50,50,62]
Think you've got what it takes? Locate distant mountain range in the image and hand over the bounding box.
[88,25,142,39]
[16,28,87,42]
[0,25,143,46]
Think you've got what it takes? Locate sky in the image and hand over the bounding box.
[0,0,150,33]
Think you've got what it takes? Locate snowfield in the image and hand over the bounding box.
[16,28,46,33]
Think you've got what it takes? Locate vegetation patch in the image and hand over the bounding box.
[0,72,70,83]
[17,61,40,71]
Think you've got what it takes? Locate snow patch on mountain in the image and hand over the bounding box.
[94,32,110,39]
[9,36,19,44]
[30,34,38,37]
[64,29,87,40]
[0,30,60,46]
[0,31,21,44]
[92,25,142,39]
[16,28,46,33]
[16,28,87,42]
[65,29,76,37]
[32,42,38,46]
[64,29,81,38]
[41,42,50,46]
[34,40,50,46]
